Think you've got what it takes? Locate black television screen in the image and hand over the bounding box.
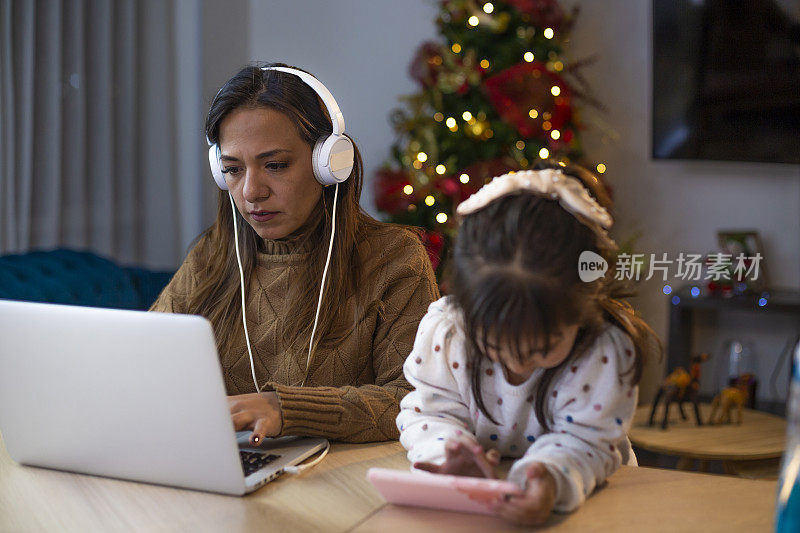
[652,0,800,164]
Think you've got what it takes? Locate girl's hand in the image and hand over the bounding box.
[227,392,283,445]
[414,439,500,478]
[492,462,557,526]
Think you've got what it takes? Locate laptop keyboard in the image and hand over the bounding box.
[240,450,281,477]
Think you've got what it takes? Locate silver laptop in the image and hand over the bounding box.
[0,299,327,495]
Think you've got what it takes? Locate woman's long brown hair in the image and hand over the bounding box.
[450,161,662,430]
[190,63,389,375]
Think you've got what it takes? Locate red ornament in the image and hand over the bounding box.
[484,61,572,140]
[421,230,445,271]
[505,0,566,29]
[373,168,414,214]
[409,41,445,89]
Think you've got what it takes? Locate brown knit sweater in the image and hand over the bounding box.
[150,224,439,442]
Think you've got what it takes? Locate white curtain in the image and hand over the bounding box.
[0,0,205,269]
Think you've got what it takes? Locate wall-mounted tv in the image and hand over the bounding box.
[652,0,800,164]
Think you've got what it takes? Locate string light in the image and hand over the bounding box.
[416,152,428,162]
[551,86,561,96]
[483,2,494,13]
[550,129,560,140]
[596,163,607,174]
[462,111,473,121]
[528,109,538,119]
[515,140,525,150]
[543,27,554,39]
[403,185,414,195]
[542,121,552,131]
[539,147,549,159]
[425,195,435,206]
[436,212,448,223]
[524,52,534,62]
[412,160,422,169]
[480,59,490,69]
[553,61,564,71]
[445,117,457,128]
[452,43,462,53]
[434,112,444,122]
[468,15,479,26]
[459,173,470,183]
[435,164,446,174]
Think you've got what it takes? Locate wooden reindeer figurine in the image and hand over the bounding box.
[707,373,754,425]
[648,352,710,430]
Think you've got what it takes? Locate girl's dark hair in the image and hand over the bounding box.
[192,63,389,365]
[450,161,661,430]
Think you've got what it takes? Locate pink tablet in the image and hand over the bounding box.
[366,467,522,515]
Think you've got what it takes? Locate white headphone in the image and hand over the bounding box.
[207,66,352,403]
[207,66,355,189]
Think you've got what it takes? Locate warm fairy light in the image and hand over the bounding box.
[434,112,444,122]
[520,157,529,167]
[524,52,534,62]
[468,16,479,26]
[553,61,564,71]
[539,147,550,159]
[403,185,414,195]
[435,164,446,174]
[480,59,490,69]
[596,163,607,174]
[558,161,567,167]
[412,160,422,169]
[416,152,428,162]
[452,43,462,53]
[483,2,494,13]
[542,111,552,120]
[550,129,561,140]
[448,123,458,132]
[543,27,554,39]
[462,111,473,121]
[542,121,552,131]
[485,129,493,138]
[551,85,561,96]
[445,117,457,128]
[459,173,470,183]
[528,109,538,119]
[425,195,435,206]
[515,140,525,150]
[472,123,484,135]
[436,212,448,223]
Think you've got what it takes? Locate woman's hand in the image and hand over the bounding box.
[227,392,283,445]
[413,439,500,478]
[492,462,557,526]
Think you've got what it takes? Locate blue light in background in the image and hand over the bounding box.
[671,295,681,305]
[663,285,672,295]
[758,298,767,307]
[690,287,700,297]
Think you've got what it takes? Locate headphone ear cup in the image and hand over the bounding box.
[208,144,228,190]
[312,135,354,186]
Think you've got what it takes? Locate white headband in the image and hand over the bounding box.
[456,169,616,246]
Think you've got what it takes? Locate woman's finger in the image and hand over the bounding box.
[231,410,255,430]
[251,417,274,445]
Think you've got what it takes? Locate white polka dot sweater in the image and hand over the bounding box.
[396,297,639,512]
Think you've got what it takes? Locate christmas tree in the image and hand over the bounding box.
[374,0,607,280]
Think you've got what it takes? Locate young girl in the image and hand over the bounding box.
[396,163,660,526]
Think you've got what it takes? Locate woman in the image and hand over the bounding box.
[150,63,439,444]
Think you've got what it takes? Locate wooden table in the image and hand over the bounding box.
[0,435,778,532]
[630,403,786,474]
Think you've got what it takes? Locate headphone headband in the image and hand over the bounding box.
[263,67,345,137]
